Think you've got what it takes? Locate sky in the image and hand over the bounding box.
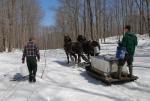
[38,0,59,26]
[38,0,113,27]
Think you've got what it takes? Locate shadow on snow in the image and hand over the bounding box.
[10,73,29,82]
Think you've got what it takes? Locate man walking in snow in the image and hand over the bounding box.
[22,36,40,83]
[118,25,138,79]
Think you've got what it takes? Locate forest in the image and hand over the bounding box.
[0,0,150,51]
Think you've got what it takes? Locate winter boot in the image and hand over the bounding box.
[32,77,36,83]
[32,74,36,83]
[29,75,33,83]
[118,66,122,79]
[128,65,133,78]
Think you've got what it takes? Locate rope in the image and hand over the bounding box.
[41,44,47,79]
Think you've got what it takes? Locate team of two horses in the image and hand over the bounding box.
[64,35,100,64]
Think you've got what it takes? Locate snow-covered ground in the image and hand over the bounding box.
[0,34,150,101]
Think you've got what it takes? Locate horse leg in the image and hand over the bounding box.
[87,54,90,60]
[78,54,81,63]
[81,54,89,63]
[71,53,77,63]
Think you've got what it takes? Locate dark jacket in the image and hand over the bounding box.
[121,32,138,55]
[22,41,40,61]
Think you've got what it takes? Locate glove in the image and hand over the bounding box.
[22,61,24,64]
[22,58,25,64]
[37,57,40,62]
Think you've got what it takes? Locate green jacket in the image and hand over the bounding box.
[121,32,138,55]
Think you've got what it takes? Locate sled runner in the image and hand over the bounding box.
[85,55,138,85]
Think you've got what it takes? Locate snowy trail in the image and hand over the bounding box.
[0,35,150,101]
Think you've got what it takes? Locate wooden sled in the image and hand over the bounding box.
[85,55,138,85]
[86,65,138,85]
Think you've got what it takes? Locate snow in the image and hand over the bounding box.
[0,34,150,101]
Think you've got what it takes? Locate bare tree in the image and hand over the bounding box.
[0,0,43,52]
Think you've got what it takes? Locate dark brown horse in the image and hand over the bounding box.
[77,35,101,59]
[64,35,100,64]
[64,36,89,64]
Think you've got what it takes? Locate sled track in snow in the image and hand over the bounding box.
[0,70,21,100]
[0,68,25,101]
[0,81,22,101]
[0,69,17,80]
[0,66,46,101]
[27,82,41,101]
[0,79,41,101]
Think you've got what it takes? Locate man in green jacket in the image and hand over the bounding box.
[118,25,138,79]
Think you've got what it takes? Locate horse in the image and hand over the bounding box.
[88,40,101,56]
[64,35,89,64]
[77,35,101,59]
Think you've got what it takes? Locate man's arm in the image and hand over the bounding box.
[35,45,40,61]
[121,34,127,47]
[135,36,138,46]
[22,46,26,63]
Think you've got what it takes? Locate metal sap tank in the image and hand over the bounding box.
[91,55,128,76]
